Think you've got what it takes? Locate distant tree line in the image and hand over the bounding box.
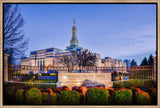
[124,54,154,67]
[140,54,153,66]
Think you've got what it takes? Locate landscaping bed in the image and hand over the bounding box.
[113,79,156,89]
[3,82,157,105]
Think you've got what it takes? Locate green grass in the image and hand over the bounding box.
[113,79,156,89]
[24,79,57,83]
[37,80,57,83]
[33,84,56,89]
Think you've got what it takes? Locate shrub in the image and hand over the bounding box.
[25,87,42,104]
[40,89,44,92]
[4,86,16,101]
[62,86,70,91]
[151,88,157,104]
[59,90,80,104]
[146,88,155,95]
[15,89,24,104]
[97,86,104,89]
[85,88,110,104]
[144,80,156,88]
[113,82,123,88]
[118,87,127,90]
[50,93,57,104]
[55,87,62,94]
[79,93,84,104]
[134,80,143,88]
[114,80,155,89]
[47,88,53,95]
[42,92,49,102]
[135,89,150,105]
[123,81,131,88]
[52,87,56,92]
[107,87,114,99]
[112,89,132,105]
[107,87,114,91]
[80,86,87,97]
[72,86,81,93]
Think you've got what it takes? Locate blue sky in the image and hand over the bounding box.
[19,4,156,65]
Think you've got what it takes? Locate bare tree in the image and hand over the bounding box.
[57,49,98,72]
[58,55,77,67]
[4,4,28,64]
[76,49,97,67]
[56,52,78,72]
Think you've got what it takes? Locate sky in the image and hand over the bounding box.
[18,4,156,65]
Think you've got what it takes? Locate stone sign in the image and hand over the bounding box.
[57,73,113,89]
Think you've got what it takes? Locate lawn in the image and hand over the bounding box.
[113,79,156,89]
[24,79,57,83]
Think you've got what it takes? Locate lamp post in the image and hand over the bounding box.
[77,48,81,72]
[38,65,39,89]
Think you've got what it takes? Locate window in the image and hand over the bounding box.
[40,61,42,66]
[43,60,45,66]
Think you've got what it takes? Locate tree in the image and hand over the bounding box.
[124,59,131,67]
[76,49,97,67]
[130,59,137,66]
[148,54,153,65]
[140,57,148,66]
[57,49,98,72]
[4,4,28,64]
[57,53,78,67]
[56,53,78,72]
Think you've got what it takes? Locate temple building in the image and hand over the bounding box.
[21,18,100,67]
[21,18,126,72]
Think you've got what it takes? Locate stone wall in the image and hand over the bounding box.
[57,73,113,89]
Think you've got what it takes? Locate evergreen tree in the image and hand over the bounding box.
[124,59,131,67]
[140,57,148,66]
[148,54,153,65]
[130,59,137,66]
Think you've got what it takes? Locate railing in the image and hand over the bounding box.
[128,65,153,80]
[7,64,154,82]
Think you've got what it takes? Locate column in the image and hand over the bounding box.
[4,54,9,82]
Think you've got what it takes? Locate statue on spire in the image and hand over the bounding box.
[73,18,75,25]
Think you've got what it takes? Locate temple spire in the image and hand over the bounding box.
[66,18,82,51]
[70,18,78,46]
[73,18,75,25]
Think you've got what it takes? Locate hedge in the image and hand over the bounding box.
[50,93,57,104]
[4,86,16,101]
[42,92,49,102]
[25,88,42,104]
[15,89,24,104]
[85,88,110,105]
[59,90,80,104]
[151,88,157,104]
[112,89,132,105]
[135,88,150,104]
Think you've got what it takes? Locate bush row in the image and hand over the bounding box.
[4,86,157,105]
[113,80,156,89]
